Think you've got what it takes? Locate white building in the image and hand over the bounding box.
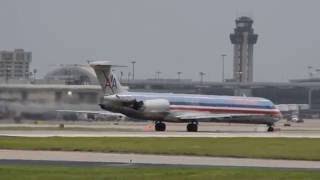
[0,49,32,80]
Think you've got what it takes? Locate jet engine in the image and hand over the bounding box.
[99,98,170,120]
[136,99,170,112]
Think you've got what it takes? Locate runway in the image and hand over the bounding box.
[0,149,320,169]
[2,130,320,138]
[1,119,320,138]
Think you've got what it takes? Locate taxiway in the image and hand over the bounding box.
[0,149,320,169]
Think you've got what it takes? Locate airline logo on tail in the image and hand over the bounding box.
[102,70,117,93]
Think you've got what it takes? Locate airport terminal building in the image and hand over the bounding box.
[0,61,320,119]
[1,75,320,119]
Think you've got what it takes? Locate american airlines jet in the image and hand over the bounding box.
[89,61,281,132]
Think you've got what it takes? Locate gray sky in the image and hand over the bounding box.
[1,0,320,82]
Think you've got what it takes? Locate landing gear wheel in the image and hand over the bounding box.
[187,121,198,132]
[155,122,166,131]
[267,126,274,132]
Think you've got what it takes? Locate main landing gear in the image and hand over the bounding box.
[155,121,166,131]
[155,121,199,132]
[187,121,198,132]
[267,124,274,132]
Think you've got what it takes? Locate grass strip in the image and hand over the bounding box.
[1,165,320,180]
[1,137,320,160]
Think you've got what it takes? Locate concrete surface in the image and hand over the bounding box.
[1,149,320,169]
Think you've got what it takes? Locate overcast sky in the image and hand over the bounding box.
[1,0,320,82]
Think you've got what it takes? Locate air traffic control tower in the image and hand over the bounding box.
[230,16,258,83]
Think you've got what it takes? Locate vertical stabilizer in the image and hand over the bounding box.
[89,61,125,95]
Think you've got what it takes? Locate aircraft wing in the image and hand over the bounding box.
[56,110,125,117]
[173,112,264,121]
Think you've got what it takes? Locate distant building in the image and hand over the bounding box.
[44,64,98,85]
[0,49,32,80]
[230,16,258,83]
[290,78,320,83]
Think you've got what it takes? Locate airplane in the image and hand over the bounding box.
[88,61,282,132]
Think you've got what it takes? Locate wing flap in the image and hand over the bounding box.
[56,110,125,117]
[175,112,264,121]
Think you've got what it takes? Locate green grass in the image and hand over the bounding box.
[0,165,320,180]
[1,137,320,160]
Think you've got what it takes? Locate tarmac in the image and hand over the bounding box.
[1,149,320,169]
[2,130,320,138]
[1,119,320,138]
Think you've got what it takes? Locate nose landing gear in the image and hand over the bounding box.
[267,124,274,132]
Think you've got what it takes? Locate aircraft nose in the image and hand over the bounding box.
[274,109,283,119]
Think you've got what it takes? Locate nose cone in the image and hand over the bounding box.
[274,108,283,119]
[267,100,282,119]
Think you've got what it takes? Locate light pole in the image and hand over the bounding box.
[127,72,131,82]
[120,71,123,82]
[308,66,313,78]
[130,60,136,80]
[199,72,205,84]
[177,72,182,81]
[221,54,227,82]
[156,71,161,80]
[33,69,37,81]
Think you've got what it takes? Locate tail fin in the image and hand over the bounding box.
[89,61,125,95]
